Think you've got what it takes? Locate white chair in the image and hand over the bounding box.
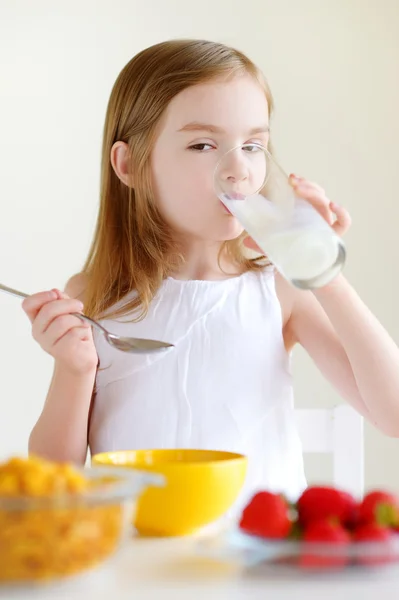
[294,404,364,499]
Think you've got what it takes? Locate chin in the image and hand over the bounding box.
[185,216,244,243]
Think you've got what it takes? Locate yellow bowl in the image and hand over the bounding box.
[92,449,247,536]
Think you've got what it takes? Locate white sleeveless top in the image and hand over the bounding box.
[89,268,307,507]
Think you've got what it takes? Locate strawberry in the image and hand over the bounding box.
[353,523,394,566]
[358,491,399,528]
[353,523,392,542]
[239,491,292,539]
[299,518,350,569]
[297,486,357,527]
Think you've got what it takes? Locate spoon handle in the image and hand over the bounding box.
[0,283,109,335]
[0,283,28,300]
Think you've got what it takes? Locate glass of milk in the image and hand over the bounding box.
[214,144,346,289]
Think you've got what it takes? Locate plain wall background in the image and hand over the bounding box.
[1,0,398,491]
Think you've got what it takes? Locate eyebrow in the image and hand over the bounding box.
[177,122,270,135]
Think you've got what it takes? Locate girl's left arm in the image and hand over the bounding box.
[246,174,399,436]
[288,272,399,437]
[285,175,399,436]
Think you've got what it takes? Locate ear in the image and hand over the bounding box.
[110,141,134,187]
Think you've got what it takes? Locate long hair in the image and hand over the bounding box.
[82,39,274,320]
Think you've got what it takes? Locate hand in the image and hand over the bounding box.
[22,289,98,377]
[244,174,352,252]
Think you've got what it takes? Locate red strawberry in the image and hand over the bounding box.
[297,486,357,527]
[299,518,350,569]
[239,491,293,539]
[353,523,391,542]
[353,523,394,566]
[358,491,399,528]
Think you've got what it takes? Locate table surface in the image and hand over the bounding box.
[3,534,399,600]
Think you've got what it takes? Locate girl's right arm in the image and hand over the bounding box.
[25,276,98,464]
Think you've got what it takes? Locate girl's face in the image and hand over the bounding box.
[151,75,270,243]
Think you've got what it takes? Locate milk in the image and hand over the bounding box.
[259,229,343,286]
[221,193,346,289]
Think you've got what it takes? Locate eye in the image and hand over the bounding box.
[188,143,215,152]
[243,143,264,153]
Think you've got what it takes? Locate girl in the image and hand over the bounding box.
[24,39,399,503]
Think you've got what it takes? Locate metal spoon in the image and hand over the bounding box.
[0,283,174,354]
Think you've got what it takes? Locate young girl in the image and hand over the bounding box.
[24,39,399,504]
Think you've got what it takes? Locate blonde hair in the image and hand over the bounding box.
[82,39,274,320]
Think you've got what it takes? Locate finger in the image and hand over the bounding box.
[22,289,59,323]
[52,327,93,354]
[44,315,91,348]
[294,188,333,225]
[55,289,67,300]
[33,298,85,338]
[290,176,326,196]
[330,202,352,236]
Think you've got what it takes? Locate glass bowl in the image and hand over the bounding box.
[198,527,399,572]
[0,464,163,583]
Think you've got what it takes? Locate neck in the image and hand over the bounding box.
[171,239,240,281]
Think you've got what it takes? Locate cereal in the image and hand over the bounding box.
[0,456,126,582]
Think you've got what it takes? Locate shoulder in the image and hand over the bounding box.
[64,272,88,302]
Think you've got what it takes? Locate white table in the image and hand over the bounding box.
[3,535,399,600]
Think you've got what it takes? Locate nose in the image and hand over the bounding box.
[219,149,249,184]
